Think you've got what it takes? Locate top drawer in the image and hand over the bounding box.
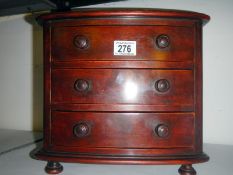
[51,25,194,61]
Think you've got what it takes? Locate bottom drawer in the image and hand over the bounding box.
[51,112,194,149]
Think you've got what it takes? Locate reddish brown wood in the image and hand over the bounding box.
[45,161,63,174]
[51,25,194,61]
[34,9,210,174]
[73,35,89,49]
[156,124,170,138]
[156,34,170,49]
[37,8,210,24]
[51,69,194,106]
[73,122,91,138]
[194,22,204,153]
[36,150,209,165]
[50,112,194,149]
[178,164,196,175]
[42,23,51,149]
[48,145,195,156]
[52,60,194,69]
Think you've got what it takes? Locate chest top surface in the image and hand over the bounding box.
[37,8,210,24]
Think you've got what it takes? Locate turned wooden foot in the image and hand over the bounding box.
[45,161,63,174]
[178,164,196,175]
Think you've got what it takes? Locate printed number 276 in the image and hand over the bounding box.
[118,45,131,53]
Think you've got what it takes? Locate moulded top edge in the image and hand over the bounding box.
[37,8,210,25]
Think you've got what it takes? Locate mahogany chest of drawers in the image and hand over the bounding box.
[35,9,210,175]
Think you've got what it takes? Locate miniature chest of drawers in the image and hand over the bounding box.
[35,8,210,175]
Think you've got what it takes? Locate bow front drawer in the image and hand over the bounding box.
[51,69,194,111]
[51,26,194,61]
[50,112,195,149]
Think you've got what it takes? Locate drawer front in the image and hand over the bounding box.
[51,112,194,148]
[52,69,194,108]
[51,26,194,61]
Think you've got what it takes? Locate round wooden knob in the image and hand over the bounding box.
[156,34,170,48]
[74,79,90,92]
[156,124,169,138]
[73,122,90,138]
[155,79,170,92]
[73,35,89,49]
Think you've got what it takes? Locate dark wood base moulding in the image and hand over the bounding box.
[34,148,209,174]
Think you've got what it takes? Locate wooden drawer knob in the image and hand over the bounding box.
[73,35,89,49]
[156,124,169,138]
[156,34,170,48]
[74,79,90,92]
[73,122,90,138]
[155,79,170,92]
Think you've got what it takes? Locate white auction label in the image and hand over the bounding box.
[114,41,136,56]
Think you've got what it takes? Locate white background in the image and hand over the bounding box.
[0,0,232,145]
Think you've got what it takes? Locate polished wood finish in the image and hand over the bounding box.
[51,112,194,149]
[37,8,210,24]
[51,69,194,107]
[45,161,63,174]
[51,25,194,61]
[34,9,210,174]
[178,164,197,175]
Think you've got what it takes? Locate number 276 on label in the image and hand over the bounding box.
[114,41,136,56]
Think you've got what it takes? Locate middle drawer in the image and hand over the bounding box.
[52,69,193,108]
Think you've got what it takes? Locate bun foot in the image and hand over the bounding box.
[178,164,196,175]
[45,161,63,174]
